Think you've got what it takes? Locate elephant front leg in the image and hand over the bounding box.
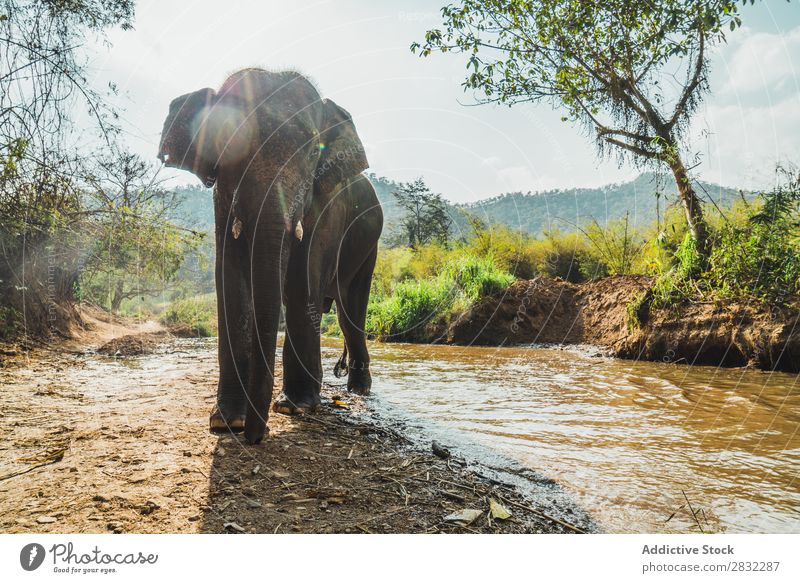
[210,229,251,433]
[274,297,323,415]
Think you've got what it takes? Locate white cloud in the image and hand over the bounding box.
[698,94,800,189]
[718,26,800,97]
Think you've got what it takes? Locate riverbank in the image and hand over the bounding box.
[447,276,800,373]
[0,313,584,534]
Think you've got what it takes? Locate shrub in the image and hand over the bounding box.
[443,254,514,300]
[160,294,217,337]
[366,252,514,341]
[367,277,455,341]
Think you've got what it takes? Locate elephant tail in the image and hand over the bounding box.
[333,345,348,378]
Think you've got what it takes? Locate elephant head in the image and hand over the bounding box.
[158,70,369,443]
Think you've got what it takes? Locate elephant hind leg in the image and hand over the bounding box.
[337,247,377,395]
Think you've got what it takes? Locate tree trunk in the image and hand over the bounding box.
[667,153,708,258]
[110,280,124,312]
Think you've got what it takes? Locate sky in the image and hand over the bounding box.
[86,0,800,203]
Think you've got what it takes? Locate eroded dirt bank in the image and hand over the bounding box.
[0,317,585,534]
[448,276,800,372]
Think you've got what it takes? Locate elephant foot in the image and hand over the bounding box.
[209,405,246,434]
[347,367,371,395]
[244,416,268,445]
[273,393,321,416]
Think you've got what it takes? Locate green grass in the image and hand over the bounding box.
[366,253,513,342]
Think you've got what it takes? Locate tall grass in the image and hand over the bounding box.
[367,253,513,341]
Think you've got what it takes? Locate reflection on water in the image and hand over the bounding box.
[319,338,800,533]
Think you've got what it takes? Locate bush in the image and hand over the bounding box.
[366,253,514,341]
[367,277,455,341]
[160,294,217,337]
[443,254,514,301]
[320,310,341,337]
[651,168,800,307]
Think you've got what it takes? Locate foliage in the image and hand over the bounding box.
[393,178,453,247]
[160,294,217,337]
[580,213,647,276]
[367,252,513,341]
[412,0,756,255]
[368,277,455,342]
[650,168,800,308]
[0,0,135,337]
[79,151,204,312]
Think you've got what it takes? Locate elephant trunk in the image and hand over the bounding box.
[243,219,291,444]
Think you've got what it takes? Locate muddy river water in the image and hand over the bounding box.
[317,338,800,533]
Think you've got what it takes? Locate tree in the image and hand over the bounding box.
[0,0,134,336]
[393,178,453,247]
[413,0,752,257]
[81,151,203,312]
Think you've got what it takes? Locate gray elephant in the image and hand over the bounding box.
[158,69,383,444]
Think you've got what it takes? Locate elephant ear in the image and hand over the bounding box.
[314,99,369,194]
[158,88,218,187]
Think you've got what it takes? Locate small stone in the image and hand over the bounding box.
[223,522,245,533]
[246,499,262,509]
[36,516,57,524]
[444,509,483,526]
[139,500,159,515]
[251,465,260,475]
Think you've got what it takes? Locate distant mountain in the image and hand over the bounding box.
[174,172,749,240]
[456,172,747,236]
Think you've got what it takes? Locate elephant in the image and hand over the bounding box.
[157,68,383,444]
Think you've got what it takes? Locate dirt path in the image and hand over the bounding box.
[0,317,583,534]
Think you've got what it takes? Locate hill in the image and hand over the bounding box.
[174,172,748,239]
[457,172,746,236]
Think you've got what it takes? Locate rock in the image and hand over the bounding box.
[36,516,57,524]
[444,509,483,526]
[432,441,451,459]
[245,499,262,509]
[139,500,159,515]
[223,522,245,533]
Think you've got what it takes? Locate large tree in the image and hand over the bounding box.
[81,151,203,312]
[413,0,752,257]
[394,178,453,248]
[0,0,134,336]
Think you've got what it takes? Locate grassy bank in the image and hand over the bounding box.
[355,170,799,345]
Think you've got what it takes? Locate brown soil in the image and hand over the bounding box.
[0,312,581,534]
[448,276,800,372]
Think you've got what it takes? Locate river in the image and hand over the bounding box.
[317,337,800,533]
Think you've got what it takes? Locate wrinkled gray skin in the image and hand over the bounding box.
[158,69,383,444]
